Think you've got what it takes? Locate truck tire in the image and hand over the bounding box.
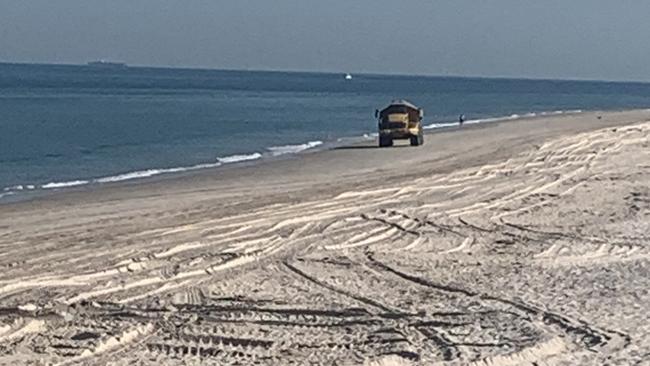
[379,136,393,147]
[410,135,420,146]
[418,131,424,146]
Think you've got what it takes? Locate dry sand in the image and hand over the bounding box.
[1,110,649,365]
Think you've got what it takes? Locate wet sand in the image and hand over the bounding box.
[1,110,649,365]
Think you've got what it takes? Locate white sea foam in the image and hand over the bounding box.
[41,180,89,189]
[0,192,15,199]
[94,162,222,183]
[5,153,256,197]
[464,114,518,125]
[95,169,174,183]
[3,184,34,191]
[464,112,561,125]
[217,152,262,164]
[423,122,458,130]
[0,184,36,200]
[4,185,23,191]
[267,141,323,156]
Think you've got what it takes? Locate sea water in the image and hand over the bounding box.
[2,63,650,201]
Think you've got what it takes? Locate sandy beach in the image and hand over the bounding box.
[1,110,649,365]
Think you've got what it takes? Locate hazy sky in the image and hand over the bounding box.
[1,0,649,81]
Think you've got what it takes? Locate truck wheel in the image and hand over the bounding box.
[418,132,424,146]
[410,135,420,146]
[379,136,391,147]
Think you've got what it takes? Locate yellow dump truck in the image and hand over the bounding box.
[375,100,424,147]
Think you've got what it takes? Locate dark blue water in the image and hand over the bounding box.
[1,62,650,200]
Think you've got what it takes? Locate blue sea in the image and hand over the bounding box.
[1,62,650,202]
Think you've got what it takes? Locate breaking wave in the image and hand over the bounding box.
[42,180,90,189]
[0,191,15,199]
[217,152,262,164]
[267,141,323,156]
[94,162,222,183]
[3,184,35,191]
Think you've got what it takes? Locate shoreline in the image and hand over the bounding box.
[1,108,644,207]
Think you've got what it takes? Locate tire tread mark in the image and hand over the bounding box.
[367,253,630,351]
[282,261,403,315]
[366,254,477,297]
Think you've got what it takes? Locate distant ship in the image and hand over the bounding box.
[87,60,128,69]
[345,73,353,80]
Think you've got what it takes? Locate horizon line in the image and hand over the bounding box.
[1,60,649,85]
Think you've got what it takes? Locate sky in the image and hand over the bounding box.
[1,0,649,81]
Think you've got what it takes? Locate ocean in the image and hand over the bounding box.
[1,62,650,202]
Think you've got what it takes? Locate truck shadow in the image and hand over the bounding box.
[334,145,412,150]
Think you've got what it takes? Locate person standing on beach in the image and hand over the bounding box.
[459,114,465,126]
